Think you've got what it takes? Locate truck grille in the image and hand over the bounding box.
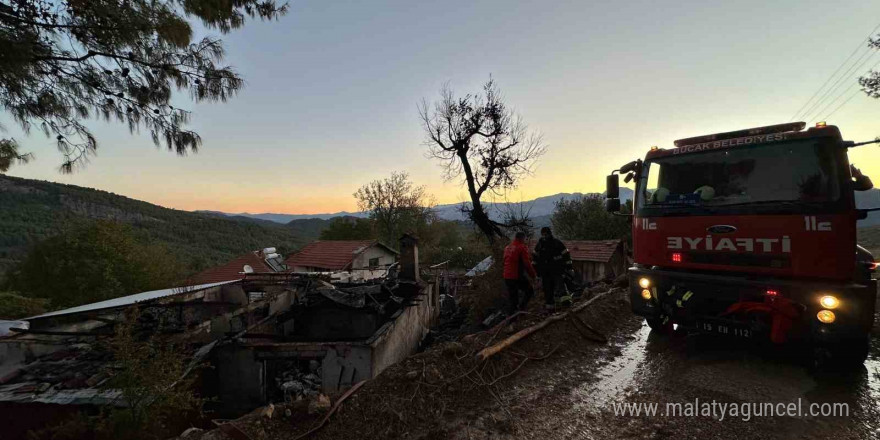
[687,251,790,269]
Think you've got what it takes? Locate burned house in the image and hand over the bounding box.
[285,240,398,281]
[0,236,437,429]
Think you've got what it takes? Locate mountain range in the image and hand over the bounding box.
[205,186,880,227]
[201,189,636,224]
[0,175,323,277]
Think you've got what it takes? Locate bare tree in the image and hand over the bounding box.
[419,78,545,245]
[497,200,535,239]
[354,171,435,248]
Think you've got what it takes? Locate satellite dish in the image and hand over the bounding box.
[243,264,254,274]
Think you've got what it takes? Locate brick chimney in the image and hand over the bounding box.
[398,234,420,283]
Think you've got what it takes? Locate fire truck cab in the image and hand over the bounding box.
[606,122,877,366]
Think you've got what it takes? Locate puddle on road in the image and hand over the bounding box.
[858,353,880,429]
[571,323,652,413]
[865,355,880,411]
[566,317,880,437]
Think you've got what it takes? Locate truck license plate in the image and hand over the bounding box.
[696,320,753,338]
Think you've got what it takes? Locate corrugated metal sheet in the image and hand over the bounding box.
[0,385,122,405]
[26,280,241,321]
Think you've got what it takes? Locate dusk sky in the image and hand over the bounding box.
[5,0,880,214]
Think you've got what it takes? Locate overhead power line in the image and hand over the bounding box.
[821,88,863,121]
[805,52,880,122]
[790,21,880,122]
[802,48,877,122]
[816,57,880,121]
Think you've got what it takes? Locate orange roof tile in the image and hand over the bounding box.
[187,252,275,284]
[284,240,393,271]
[562,240,623,263]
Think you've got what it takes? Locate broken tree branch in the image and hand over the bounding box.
[475,290,611,362]
[484,345,560,386]
[483,310,528,348]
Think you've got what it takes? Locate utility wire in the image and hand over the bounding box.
[805,52,880,122]
[790,21,880,121]
[801,46,876,121]
[817,57,880,121]
[821,88,862,121]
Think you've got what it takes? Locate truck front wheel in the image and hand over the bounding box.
[646,316,673,334]
[812,335,870,370]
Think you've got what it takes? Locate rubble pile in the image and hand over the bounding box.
[274,360,322,402]
[185,284,633,440]
[0,343,115,396]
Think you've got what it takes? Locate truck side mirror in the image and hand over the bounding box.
[606,174,619,199]
[619,160,639,175]
[605,198,621,213]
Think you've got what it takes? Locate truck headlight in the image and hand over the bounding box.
[641,289,652,300]
[819,295,839,310]
[817,310,836,324]
[639,278,650,289]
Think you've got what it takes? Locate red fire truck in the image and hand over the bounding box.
[605,122,878,366]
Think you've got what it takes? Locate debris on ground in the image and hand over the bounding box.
[476,290,611,361]
[260,403,275,419]
[187,278,633,440]
[180,427,204,438]
[307,394,331,415]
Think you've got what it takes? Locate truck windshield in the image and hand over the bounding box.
[638,139,842,210]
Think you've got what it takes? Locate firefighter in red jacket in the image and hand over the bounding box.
[503,231,538,314]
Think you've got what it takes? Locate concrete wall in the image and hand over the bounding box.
[321,344,372,391]
[290,265,320,273]
[351,246,397,270]
[369,283,437,377]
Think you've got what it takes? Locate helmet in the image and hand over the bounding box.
[694,185,715,201]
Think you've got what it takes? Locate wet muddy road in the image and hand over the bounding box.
[206,289,880,440]
[506,315,880,440]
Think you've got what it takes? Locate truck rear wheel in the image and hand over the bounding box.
[646,316,673,334]
[812,336,870,370]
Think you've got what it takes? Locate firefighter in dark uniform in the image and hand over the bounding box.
[534,227,572,311]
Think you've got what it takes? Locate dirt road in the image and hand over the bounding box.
[490,314,880,440]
